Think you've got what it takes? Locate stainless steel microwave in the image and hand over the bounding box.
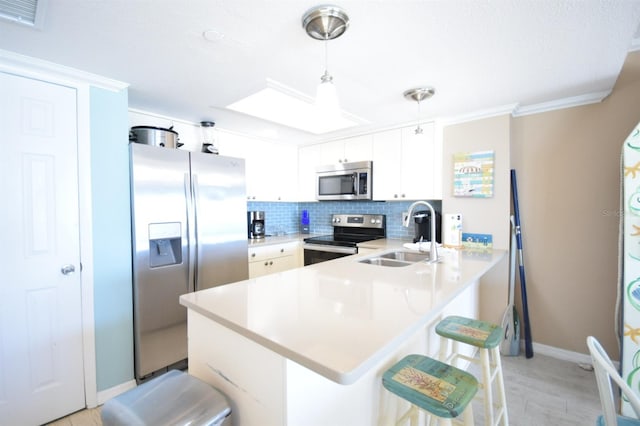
[316,161,372,201]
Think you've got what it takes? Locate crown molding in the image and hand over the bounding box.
[0,49,128,92]
[439,104,518,126]
[512,90,611,117]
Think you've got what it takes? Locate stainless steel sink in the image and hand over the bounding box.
[379,251,430,262]
[358,258,412,267]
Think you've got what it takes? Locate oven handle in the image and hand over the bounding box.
[302,244,358,255]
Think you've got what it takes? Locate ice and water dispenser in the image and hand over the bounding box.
[148,222,182,267]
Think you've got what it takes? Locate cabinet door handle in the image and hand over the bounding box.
[264,261,269,266]
[280,248,284,253]
[269,261,273,265]
[251,253,256,258]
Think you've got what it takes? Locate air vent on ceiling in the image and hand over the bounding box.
[0,0,47,28]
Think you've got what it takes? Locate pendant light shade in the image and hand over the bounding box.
[302,5,350,115]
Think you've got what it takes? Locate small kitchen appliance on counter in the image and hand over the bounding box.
[413,210,442,243]
[302,214,386,265]
[247,211,266,239]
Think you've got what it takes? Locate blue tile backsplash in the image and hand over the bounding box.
[247,200,442,240]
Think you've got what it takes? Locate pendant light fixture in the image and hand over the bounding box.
[302,5,350,115]
[404,87,435,134]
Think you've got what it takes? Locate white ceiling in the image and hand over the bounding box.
[1,0,639,145]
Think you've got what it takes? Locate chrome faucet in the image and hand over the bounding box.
[403,201,439,263]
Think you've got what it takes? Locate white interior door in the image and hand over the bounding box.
[0,72,85,424]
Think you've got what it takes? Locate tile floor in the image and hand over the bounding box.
[471,352,602,426]
[48,353,602,425]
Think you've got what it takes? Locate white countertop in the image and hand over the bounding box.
[247,233,306,247]
[180,241,506,384]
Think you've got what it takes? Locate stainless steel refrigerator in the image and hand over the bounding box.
[129,143,249,382]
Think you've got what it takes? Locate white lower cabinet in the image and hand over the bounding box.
[248,241,300,278]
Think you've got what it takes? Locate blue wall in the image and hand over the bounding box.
[90,87,134,391]
[247,200,442,240]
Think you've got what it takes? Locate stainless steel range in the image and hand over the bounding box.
[303,214,386,266]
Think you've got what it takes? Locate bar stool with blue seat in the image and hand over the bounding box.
[382,354,478,426]
[436,316,508,426]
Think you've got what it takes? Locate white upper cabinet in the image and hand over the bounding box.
[298,144,321,202]
[297,135,373,202]
[373,122,441,200]
[319,135,373,165]
[372,129,403,200]
[297,124,441,202]
[217,132,298,202]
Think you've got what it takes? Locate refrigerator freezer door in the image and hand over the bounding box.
[130,144,191,380]
[622,121,640,417]
[190,152,249,290]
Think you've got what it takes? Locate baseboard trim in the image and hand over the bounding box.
[531,341,592,365]
[527,341,620,369]
[93,342,601,407]
[96,379,137,406]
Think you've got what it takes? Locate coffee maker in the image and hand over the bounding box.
[247,211,265,239]
[413,210,442,243]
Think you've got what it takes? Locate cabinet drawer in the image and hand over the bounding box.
[248,242,298,262]
[249,255,296,278]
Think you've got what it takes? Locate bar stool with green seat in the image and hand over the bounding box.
[382,354,478,426]
[436,316,508,426]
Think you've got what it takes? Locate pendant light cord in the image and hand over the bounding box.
[324,37,329,74]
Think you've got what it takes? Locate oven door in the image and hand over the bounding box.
[303,244,357,266]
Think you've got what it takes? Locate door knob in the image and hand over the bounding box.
[61,264,76,275]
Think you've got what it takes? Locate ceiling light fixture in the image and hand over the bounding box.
[226,79,364,135]
[302,5,350,116]
[403,87,435,134]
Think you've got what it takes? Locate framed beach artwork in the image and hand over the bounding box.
[453,150,494,198]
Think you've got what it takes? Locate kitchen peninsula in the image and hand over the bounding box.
[179,241,506,425]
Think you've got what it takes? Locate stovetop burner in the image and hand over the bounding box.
[303,234,385,247]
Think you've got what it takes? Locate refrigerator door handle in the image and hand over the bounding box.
[185,172,196,292]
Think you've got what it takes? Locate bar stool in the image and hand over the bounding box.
[382,354,478,426]
[436,316,508,426]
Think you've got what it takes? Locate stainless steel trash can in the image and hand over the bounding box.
[101,370,231,426]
